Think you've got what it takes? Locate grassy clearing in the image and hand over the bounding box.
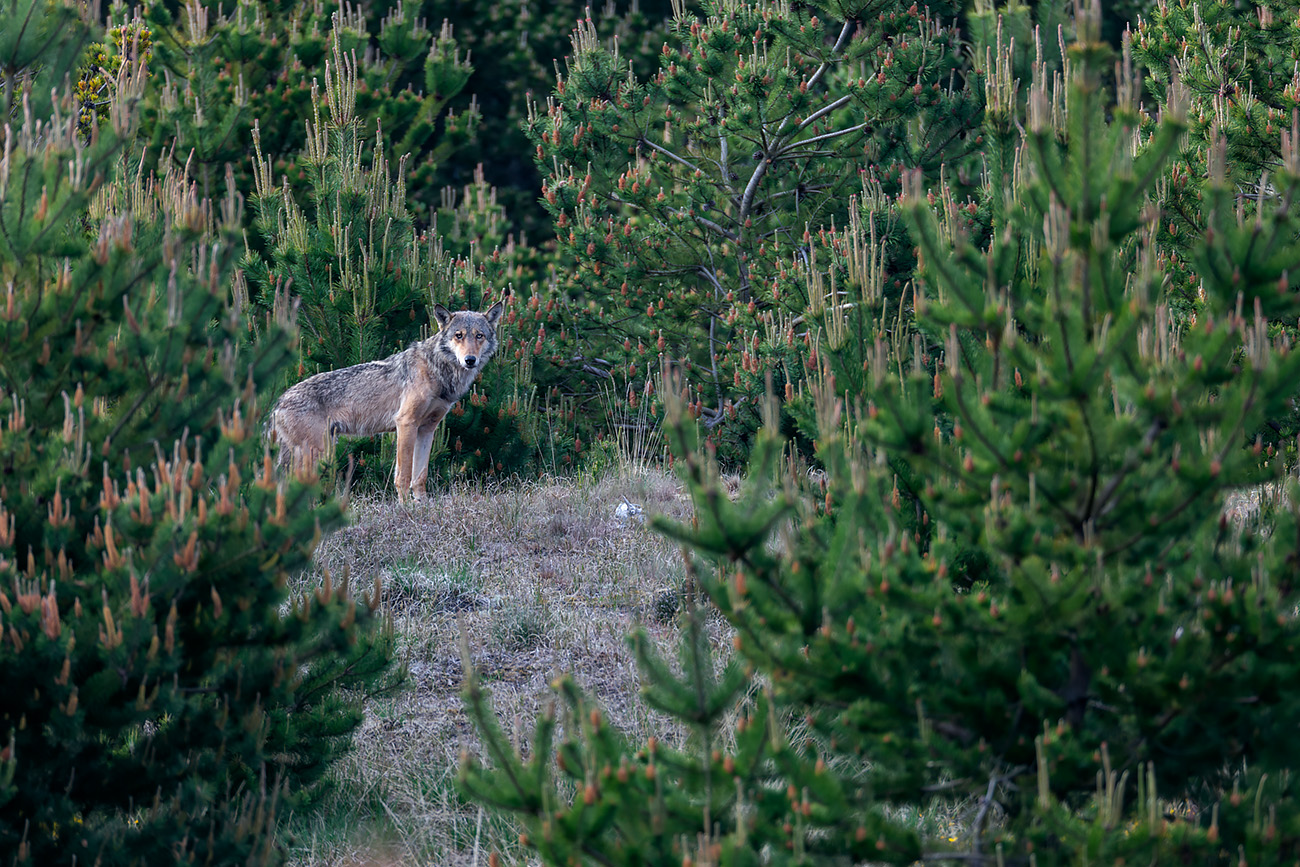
[284,466,716,865]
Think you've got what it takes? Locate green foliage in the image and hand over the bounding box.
[0,0,96,122]
[132,0,671,242]
[0,16,397,862]
[413,0,677,237]
[460,4,1300,865]
[75,19,154,133]
[136,0,479,218]
[527,0,984,460]
[117,0,677,472]
[461,602,806,865]
[128,0,478,245]
[1132,0,1300,447]
[242,37,434,374]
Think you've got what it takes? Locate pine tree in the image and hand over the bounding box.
[242,35,438,375]
[0,7,396,862]
[129,0,681,467]
[424,0,676,238]
[461,3,1300,864]
[459,602,763,865]
[1131,0,1300,446]
[528,0,982,460]
[136,0,479,218]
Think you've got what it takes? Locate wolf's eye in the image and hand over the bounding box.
[454,332,464,340]
[475,332,484,340]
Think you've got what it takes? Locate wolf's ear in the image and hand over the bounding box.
[433,304,451,329]
[484,298,505,326]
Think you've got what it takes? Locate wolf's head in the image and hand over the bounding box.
[432,297,506,371]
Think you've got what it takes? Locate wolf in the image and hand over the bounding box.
[269,297,506,501]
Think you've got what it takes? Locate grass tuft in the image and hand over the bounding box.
[491,598,551,652]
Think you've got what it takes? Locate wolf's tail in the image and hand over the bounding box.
[262,401,280,444]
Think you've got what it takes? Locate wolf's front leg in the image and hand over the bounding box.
[393,422,416,502]
[409,421,441,501]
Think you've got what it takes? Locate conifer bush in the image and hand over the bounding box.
[133,0,671,240]
[526,0,983,459]
[1132,0,1300,446]
[137,0,478,214]
[129,0,677,469]
[0,5,395,861]
[422,0,676,237]
[461,3,1300,864]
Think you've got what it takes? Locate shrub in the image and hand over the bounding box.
[0,8,396,861]
[136,0,478,224]
[459,5,1300,864]
[525,0,983,460]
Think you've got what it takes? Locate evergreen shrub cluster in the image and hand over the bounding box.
[11,0,1300,860]
[0,0,666,859]
[459,0,1300,865]
[131,0,683,483]
[0,0,402,862]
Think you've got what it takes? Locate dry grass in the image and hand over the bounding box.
[284,465,721,865]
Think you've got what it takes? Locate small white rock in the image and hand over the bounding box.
[615,501,645,524]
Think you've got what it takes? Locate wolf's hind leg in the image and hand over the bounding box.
[276,412,331,474]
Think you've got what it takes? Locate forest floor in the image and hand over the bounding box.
[283,465,718,865]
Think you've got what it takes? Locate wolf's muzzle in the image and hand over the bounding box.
[464,356,478,368]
